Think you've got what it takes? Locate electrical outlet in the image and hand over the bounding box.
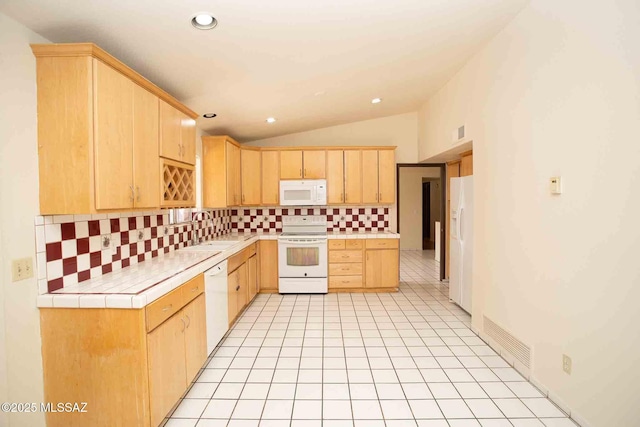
[101,234,111,250]
[11,258,34,282]
[562,354,572,375]
[137,230,144,242]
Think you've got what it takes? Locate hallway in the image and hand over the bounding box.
[165,251,575,427]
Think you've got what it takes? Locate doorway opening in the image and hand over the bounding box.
[396,164,446,281]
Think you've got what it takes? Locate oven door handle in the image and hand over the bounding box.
[279,239,327,245]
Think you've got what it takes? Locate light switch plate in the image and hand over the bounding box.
[550,176,562,194]
[11,257,34,282]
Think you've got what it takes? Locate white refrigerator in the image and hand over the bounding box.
[449,176,473,313]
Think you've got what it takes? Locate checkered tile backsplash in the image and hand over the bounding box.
[35,209,232,294]
[232,206,390,233]
[35,206,389,294]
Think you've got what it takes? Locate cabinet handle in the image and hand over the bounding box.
[162,304,173,312]
[242,194,245,203]
[136,186,141,203]
[236,285,240,291]
[180,317,185,332]
[344,192,347,202]
[191,286,198,293]
[129,185,135,202]
[304,168,307,177]
[300,168,302,177]
[379,192,382,201]
[185,314,191,329]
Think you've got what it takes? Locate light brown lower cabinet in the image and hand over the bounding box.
[248,254,258,300]
[258,240,279,291]
[364,239,400,289]
[39,274,207,427]
[227,245,259,327]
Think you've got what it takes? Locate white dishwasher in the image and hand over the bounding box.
[204,260,228,354]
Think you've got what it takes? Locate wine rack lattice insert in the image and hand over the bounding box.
[162,161,194,206]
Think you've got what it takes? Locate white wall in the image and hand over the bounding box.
[417,1,640,426]
[398,168,440,250]
[0,12,49,427]
[247,112,419,163]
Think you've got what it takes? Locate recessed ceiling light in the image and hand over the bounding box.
[371,98,382,104]
[203,113,217,118]
[191,14,218,30]
[266,117,276,124]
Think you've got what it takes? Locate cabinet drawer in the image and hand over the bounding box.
[181,274,204,304]
[329,263,363,276]
[328,240,345,250]
[146,286,184,332]
[228,243,257,272]
[329,250,363,263]
[365,239,399,249]
[345,240,364,249]
[329,276,363,289]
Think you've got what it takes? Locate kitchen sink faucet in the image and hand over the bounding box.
[191,210,214,246]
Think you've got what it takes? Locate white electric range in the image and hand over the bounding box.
[277,215,328,294]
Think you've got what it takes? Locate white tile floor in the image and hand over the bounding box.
[164,250,577,427]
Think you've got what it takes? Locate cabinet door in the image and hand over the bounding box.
[184,294,207,383]
[344,150,362,204]
[241,149,261,205]
[280,150,303,179]
[180,113,196,165]
[303,150,326,178]
[94,60,134,210]
[226,142,241,206]
[247,255,258,301]
[259,240,279,290]
[237,263,248,314]
[326,150,344,204]
[365,249,399,288]
[133,84,159,209]
[227,268,239,326]
[148,312,187,427]
[361,150,379,204]
[261,151,280,205]
[159,100,182,162]
[378,150,395,204]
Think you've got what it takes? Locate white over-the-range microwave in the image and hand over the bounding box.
[279,180,327,206]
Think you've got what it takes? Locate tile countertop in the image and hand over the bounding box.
[36,231,399,309]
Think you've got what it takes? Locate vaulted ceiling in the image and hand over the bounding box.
[0,0,528,141]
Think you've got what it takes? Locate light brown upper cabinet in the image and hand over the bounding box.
[93,60,134,210]
[241,148,261,205]
[280,150,303,179]
[326,150,345,204]
[202,136,243,207]
[303,150,326,178]
[378,150,395,203]
[160,100,196,166]
[31,43,197,214]
[261,151,280,205]
[202,136,266,208]
[280,150,326,179]
[362,150,380,204]
[344,150,362,204]
[362,149,395,204]
[227,142,242,206]
[133,84,160,209]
